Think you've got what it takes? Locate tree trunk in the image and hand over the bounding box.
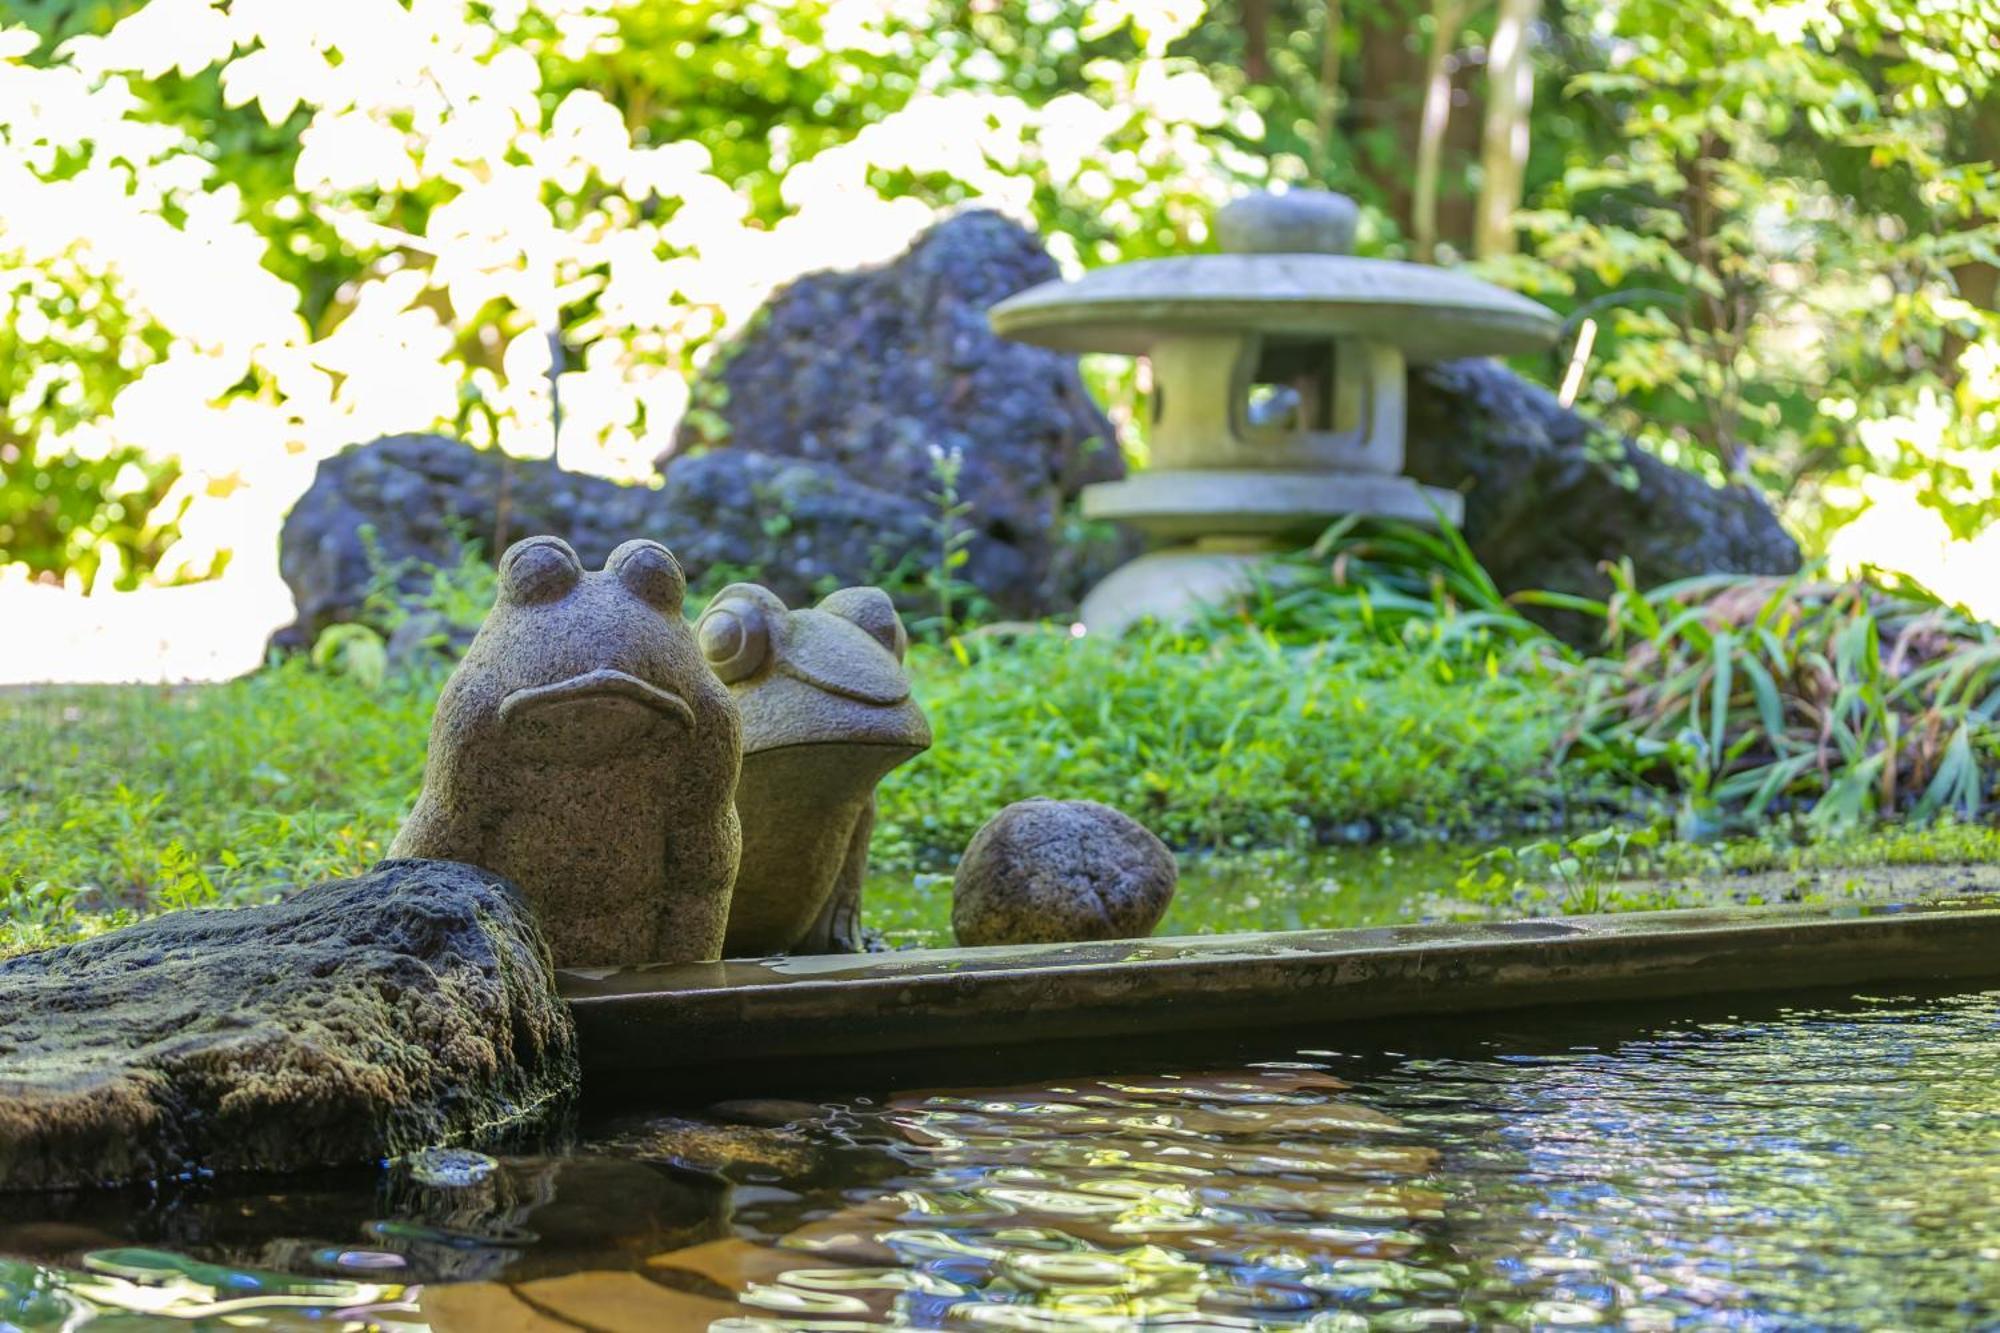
[1678,132,1752,477]
[1242,0,1272,82]
[1315,0,1345,176]
[1474,0,1539,258]
[1353,0,1427,231]
[1943,96,2000,383]
[1412,0,1470,261]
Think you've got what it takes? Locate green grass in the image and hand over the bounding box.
[0,620,1605,956]
[0,666,425,955]
[6,520,1998,959]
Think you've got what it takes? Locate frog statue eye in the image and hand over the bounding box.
[818,586,907,662]
[608,539,686,613]
[498,535,582,605]
[696,587,774,684]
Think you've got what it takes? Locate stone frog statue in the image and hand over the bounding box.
[392,536,741,968]
[694,584,931,955]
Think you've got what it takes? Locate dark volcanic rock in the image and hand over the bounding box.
[277,437,942,647]
[671,209,1128,616]
[277,432,655,647]
[653,450,938,602]
[1406,359,1802,639]
[0,859,576,1192]
[280,438,1072,644]
[278,212,1124,645]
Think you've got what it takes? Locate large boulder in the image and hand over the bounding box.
[672,209,1128,617]
[278,432,653,648]
[277,211,1124,646]
[278,437,940,648]
[1406,359,1801,637]
[0,859,576,1191]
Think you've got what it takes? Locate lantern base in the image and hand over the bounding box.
[1081,470,1462,541]
[1077,541,1298,637]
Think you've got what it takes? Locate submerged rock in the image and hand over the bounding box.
[952,798,1179,946]
[589,1113,823,1182]
[0,859,577,1192]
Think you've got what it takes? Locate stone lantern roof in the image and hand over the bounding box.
[991,196,1560,360]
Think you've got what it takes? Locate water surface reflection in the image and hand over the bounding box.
[2,987,1995,1329]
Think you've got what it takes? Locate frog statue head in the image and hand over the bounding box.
[695,583,932,955]
[390,536,742,968]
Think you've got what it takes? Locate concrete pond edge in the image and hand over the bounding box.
[560,895,2000,1079]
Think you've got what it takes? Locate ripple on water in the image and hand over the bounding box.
[1,988,1996,1329]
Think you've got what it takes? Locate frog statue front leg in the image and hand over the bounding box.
[796,799,878,954]
[696,585,931,957]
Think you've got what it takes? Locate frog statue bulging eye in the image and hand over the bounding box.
[499,536,583,604]
[697,596,771,684]
[608,539,686,613]
[817,586,907,662]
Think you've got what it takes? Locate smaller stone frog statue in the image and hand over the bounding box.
[391,536,742,968]
[696,584,931,955]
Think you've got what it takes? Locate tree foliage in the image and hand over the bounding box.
[1509,0,2000,546]
[1,0,1263,587]
[0,0,1995,591]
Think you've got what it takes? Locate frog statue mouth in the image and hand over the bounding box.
[498,668,696,730]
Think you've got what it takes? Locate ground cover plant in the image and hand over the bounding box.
[1233,520,2000,829]
[5,523,1997,959]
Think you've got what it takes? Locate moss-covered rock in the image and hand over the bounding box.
[0,859,577,1191]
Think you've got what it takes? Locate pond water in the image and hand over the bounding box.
[3,986,1996,1330]
[866,842,1478,948]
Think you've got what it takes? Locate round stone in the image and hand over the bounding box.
[952,799,1178,947]
[1216,189,1359,256]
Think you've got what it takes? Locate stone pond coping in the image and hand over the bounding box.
[558,897,2000,1082]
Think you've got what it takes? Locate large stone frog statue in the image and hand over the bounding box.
[391,536,742,968]
[695,584,931,955]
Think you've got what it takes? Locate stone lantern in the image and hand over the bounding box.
[989,190,1561,633]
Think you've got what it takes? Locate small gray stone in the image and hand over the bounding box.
[390,536,743,968]
[0,859,577,1192]
[952,798,1178,947]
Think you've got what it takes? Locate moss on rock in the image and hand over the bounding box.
[0,859,577,1191]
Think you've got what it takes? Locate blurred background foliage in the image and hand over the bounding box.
[0,0,1995,595]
